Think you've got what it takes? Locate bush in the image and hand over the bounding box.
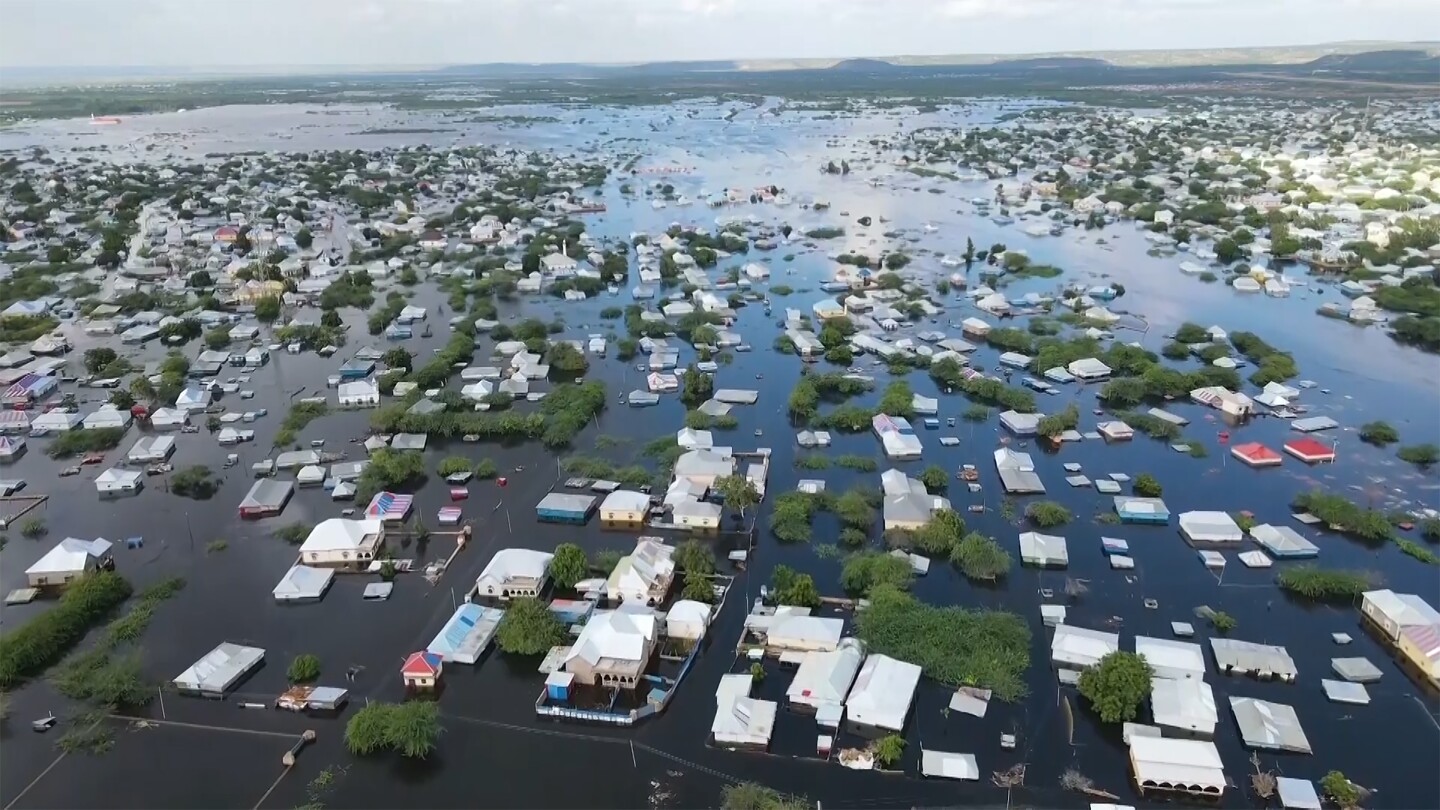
[918,465,949,493]
[1132,473,1162,498]
[1320,771,1362,809]
[275,522,313,545]
[840,552,914,596]
[495,598,567,655]
[874,734,906,767]
[1398,443,1439,467]
[0,572,132,688]
[1358,421,1399,446]
[1210,611,1237,632]
[287,654,322,683]
[950,533,1012,581]
[1276,566,1377,600]
[771,565,820,609]
[720,784,808,810]
[769,492,818,543]
[46,428,126,458]
[550,543,587,590]
[835,455,877,472]
[1077,651,1153,723]
[21,518,46,538]
[436,456,473,477]
[344,701,442,759]
[171,465,218,499]
[1025,501,1073,528]
[856,585,1030,701]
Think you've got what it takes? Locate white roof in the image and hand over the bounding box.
[27,537,112,576]
[601,489,650,514]
[666,599,712,630]
[1210,637,1298,679]
[1149,677,1217,734]
[1129,736,1226,793]
[919,750,979,781]
[1067,357,1112,377]
[765,613,844,651]
[475,548,553,591]
[1019,532,1069,566]
[845,653,921,732]
[1276,777,1322,810]
[1135,636,1206,679]
[1052,624,1120,669]
[711,674,776,746]
[272,565,334,601]
[174,642,265,693]
[1250,524,1318,556]
[787,638,863,709]
[565,609,656,667]
[1178,510,1244,543]
[1362,589,1440,626]
[1229,697,1312,754]
[299,518,382,553]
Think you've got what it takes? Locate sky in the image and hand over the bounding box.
[1,0,1436,68]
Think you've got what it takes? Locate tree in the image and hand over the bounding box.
[681,364,713,404]
[714,474,760,517]
[83,348,118,374]
[1320,771,1362,809]
[1214,237,1243,264]
[546,340,588,374]
[320,308,343,328]
[170,465,218,499]
[379,347,413,372]
[950,533,1011,581]
[295,227,314,249]
[841,552,913,596]
[913,509,965,556]
[877,380,914,417]
[129,376,156,402]
[683,576,715,603]
[676,539,716,576]
[1077,651,1153,723]
[494,597,567,655]
[436,456,472,477]
[203,328,231,350]
[1133,473,1163,498]
[918,465,949,493]
[550,543,587,590]
[1025,501,1073,528]
[354,449,426,503]
[287,654,321,683]
[254,295,281,323]
[771,565,820,608]
[1398,444,1439,467]
[874,734,906,767]
[188,270,213,288]
[1359,421,1399,446]
[344,701,441,759]
[720,783,809,810]
[108,390,135,410]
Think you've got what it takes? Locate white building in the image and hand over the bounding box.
[845,654,921,732]
[1135,636,1206,680]
[600,490,650,523]
[337,378,381,408]
[95,467,143,496]
[606,538,676,605]
[711,673,777,750]
[787,637,864,714]
[474,548,553,600]
[1051,624,1120,670]
[298,518,385,568]
[665,599,712,641]
[25,537,113,587]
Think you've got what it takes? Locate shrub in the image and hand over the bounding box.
[1132,473,1162,498]
[874,734,906,767]
[1210,611,1237,633]
[771,565,820,609]
[1025,501,1073,528]
[918,465,949,493]
[0,572,132,687]
[495,598,567,655]
[1077,651,1153,723]
[1398,443,1439,467]
[171,465,219,499]
[344,701,442,759]
[1320,771,1362,809]
[287,654,322,683]
[840,552,914,596]
[275,522,313,545]
[950,533,1012,581]
[1276,566,1377,600]
[1358,421,1399,446]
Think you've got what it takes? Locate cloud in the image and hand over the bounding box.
[0,0,1435,67]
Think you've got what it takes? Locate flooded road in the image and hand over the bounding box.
[0,99,1437,809]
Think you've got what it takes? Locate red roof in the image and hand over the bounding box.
[1285,437,1335,461]
[401,651,442,677]
[1232,442,1282,463]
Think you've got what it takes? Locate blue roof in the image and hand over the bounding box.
[431,603,484,655]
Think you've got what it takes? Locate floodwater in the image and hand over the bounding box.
[1,99,1438,809]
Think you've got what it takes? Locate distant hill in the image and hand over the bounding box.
[983,57,1112,71]
[1303,49,1440,72]
[826,58,905,73]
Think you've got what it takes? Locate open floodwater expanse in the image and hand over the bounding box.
[0,98,1437,809]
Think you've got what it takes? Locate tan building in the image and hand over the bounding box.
[563,608,657,687]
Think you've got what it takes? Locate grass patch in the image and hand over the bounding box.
[835,455,878,472]
[0,572,132,688]
[1276,566,1377,600]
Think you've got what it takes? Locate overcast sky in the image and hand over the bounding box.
[2,0,1435,67]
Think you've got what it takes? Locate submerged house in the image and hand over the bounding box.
[298,518,385,568]
[474,548,553,600]
[25,537,114,588]
[712,673,777,751]
[563,607,658,688]
[174,642,266,698]
[786,637,864,716]
[606,538,676,605]
[994,448,1044,494]
[844,653,921,733]
[1128,736,1226,799]
[1150,676,1218,736]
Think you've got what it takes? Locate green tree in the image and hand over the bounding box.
[546,340,589,374]
[1133,474,1163,497]
[1398,444,1439,467]
[913,509,965,556]
[683,575,716,603]
[771,565,821,609]
[676,539,716,577]
[877,380,915,417]
[436,456,472,477]
[1359,421,1399,446]
[550,544,587,589]
[1077,651,1153,723]
[287,654,321,683]
[918,465,949,493]
[203,328,231,350]
[494,597,567,655]
[841,552,913,596]
[874,734,906,767]
[108,390,135,410]
[382,347,414,371]
[1025,501,1073,528]
[950,533,1012,581]
[714,474,760,517]
[295,227,314,249]
[344,701,442,759]
[83,348,118,375]
[681,364,713,404]
[254,295,281,323]
[320,308,343,329]
[720,783,809,810]
[1320,772,1362,809]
